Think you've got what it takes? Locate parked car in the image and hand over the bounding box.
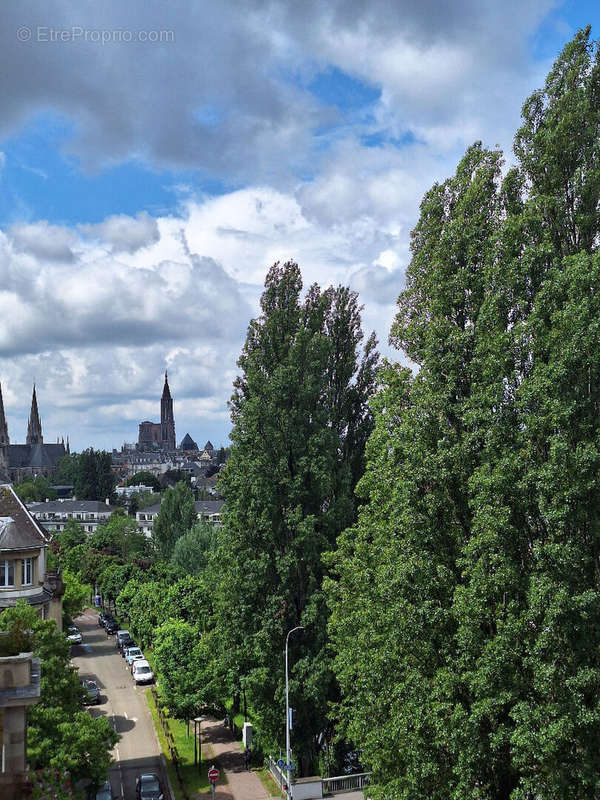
[120,638,135,657]
[135,773,163,800]
[81,678,101,705]
[125,646,143,666]
[116,630,131,651]
[99,612,115,628]
[66,626,82,645]
[93,780,115,800]
[132,659,154,684]
[105,619,119,634]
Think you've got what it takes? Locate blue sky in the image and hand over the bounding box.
[0,0,596,450]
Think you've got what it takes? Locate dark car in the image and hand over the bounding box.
[105,619,119,634]
[81,678,101,705]
[120,638,135,657]
[93,781,114,800]
[135,773,163,800]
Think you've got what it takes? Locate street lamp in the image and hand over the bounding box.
[194,717,203,771]
[285,625,304,799]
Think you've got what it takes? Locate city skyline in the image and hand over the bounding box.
[0,1,598,449]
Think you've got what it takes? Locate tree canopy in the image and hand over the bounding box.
[74,448,116,502]
[0,602,118,788]
[152,481,197,559]
[327,27,600,800]
[214,261,378,769]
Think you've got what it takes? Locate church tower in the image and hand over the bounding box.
[0,382,9,473]
[160,372,176,451]
[26,385,43,445]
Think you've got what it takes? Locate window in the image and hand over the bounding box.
[22,558,33,586]
[0,561,14,588]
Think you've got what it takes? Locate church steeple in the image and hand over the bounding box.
[160,371,176,451]
[0,382,9,449]
[26,385,43,445]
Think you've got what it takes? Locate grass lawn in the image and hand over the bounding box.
[258,767,285,799]
[146,687,213,798]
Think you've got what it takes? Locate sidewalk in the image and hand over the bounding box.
[198,717,279,800]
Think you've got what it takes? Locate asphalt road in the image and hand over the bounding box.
[71,609,166,800]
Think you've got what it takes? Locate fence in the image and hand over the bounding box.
[321,772,371,795]
[267,756,372,797]
[151,686,190,800]
[266,755,287,791]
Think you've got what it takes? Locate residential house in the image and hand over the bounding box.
[28,498,119,535]
[136,499,224,537]
[0,484,64,629]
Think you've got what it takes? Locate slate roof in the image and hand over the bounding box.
[28,500,118,514]
[7,443,66,469]
[138,499,224,518]
[179,433,198,450]
[195,500,224,515]
[203,441,214,451]
[0,485,49,548]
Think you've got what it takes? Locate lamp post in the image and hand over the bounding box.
[194,717,203,771]
[285,625,304,799]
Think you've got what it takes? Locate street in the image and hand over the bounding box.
[71,609,166,800]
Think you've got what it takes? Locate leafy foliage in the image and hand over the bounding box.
[152,481,196,559]
[0,602,118,788]
[327,29,600,800]
[74,448,116,502]
[14,475,57,502]
[171,520,218,576]
[125,470,162,492]
[214,261,378,768]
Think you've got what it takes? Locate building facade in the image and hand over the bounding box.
[0,484,64,629]
[138,372,176,452]
[0,384,69,483]
[28,499,119,535]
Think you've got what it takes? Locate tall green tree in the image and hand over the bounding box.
[215,261,378,770]
[328,28,600,800]
[171,520,218,576]
[74,448,115,502]
[0,602,118,788]
[15,476,57,503]
[152,481,196,559]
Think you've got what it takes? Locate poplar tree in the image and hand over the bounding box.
[215,261,378,770]
[328,28,600,800]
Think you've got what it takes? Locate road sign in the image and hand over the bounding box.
[208,766,220,782]
[277,759,285,768]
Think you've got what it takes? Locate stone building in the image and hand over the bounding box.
[137,372,176,452]
[0,645,41,799]
[0,384,68,483]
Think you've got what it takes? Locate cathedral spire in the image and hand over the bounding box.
[160,371,176,451]
[26,384,43,445]
[0,382,8,448]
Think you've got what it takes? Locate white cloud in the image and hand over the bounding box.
[80,211,160,253]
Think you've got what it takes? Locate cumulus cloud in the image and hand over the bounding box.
[0,185,408,448]
[0,0,555,181]
[0,0,567,448]
[9,221,76,261]
[80,211,160,252]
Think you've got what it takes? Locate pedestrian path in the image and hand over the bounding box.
[197,717,279,800]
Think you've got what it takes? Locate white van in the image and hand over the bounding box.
[132,659,154,684]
